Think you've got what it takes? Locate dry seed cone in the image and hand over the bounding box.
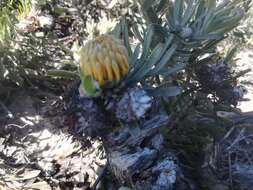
[80,34,129,87]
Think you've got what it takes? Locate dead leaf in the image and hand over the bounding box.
[5,170,41,181]
[25,181,51,190]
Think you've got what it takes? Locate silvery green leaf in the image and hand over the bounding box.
[130,43,141,68]
[147,86,182,98]
[181,0,195,26]
[156,0,168,13]
[215,4,234,18]
[157,63,186,77]
[192,34,224,41]
[141,25,154,60]
[212,15,243,34]
[166,13,176,29]
[143,0,154,11]
[195,0,205,18]
[121,18,133,57]
[149,43,177,75]
[173,0,183,25]
[118,187,132,190]
[47,70,79,80]
[145,7,159,24]
[206,0,216,11]
[111,22,122,39]
[202,11,217,34]
[216,0,231,12]
[151,34,174,64]
[129,43,163,83]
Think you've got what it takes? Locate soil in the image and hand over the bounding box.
[0,89,106,190]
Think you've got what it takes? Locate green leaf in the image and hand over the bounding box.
[128,43,163,83]
[192,34,224,41]
[143,0,154,11]
[213,15,242,34]
[47,70,79,80]
[149,43,177,75]
[121,18,133,57]
[182,0,195,26]
[206,0,216,11]
[53,6,66,14]
[225,46,237,63]
[130,43,141,68]
[156,0,168,13]
[166,8,176,29]
[195,0,205,19]
[173,0,183,24]
[112,22,122,39]
[141,25,154,60]
[156,63,186,77]
[146,86,182,97]
[160,34,175,56]
[80,75,102,97]
[144,7,159,24]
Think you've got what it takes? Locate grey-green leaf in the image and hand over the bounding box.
[147,86,182,97]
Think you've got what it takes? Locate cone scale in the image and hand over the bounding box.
[79,34,129,86]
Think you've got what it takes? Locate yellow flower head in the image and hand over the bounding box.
[79,34,129,86]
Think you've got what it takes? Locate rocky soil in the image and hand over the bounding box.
[0,90,106,190]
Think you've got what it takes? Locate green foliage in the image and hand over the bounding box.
[48,0,249,102]
[0,34,52,87]
[0,0,32,44]
[0,0,55,97]
[16,0,31,18]
[80,75,102,97]
[0,1,15,44]
[116,0,247,102]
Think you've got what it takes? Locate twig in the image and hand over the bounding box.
[0,101,13,118]
[226,128,245,151]
[228,152,233,190]
[6,124,29,129]
[221,127,235,142]
[90,161,108,190]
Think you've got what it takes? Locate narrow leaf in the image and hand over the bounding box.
[128,43,163,83]
[121,18,132,57]
[173,0,183,24]
[130,43,141,68]
[182,0,195,26]
[47,70,79,80]
[149,43,177,75]
[147,86,182,97]
[141,25,154,60]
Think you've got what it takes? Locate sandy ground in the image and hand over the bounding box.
[237,49,253,112]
